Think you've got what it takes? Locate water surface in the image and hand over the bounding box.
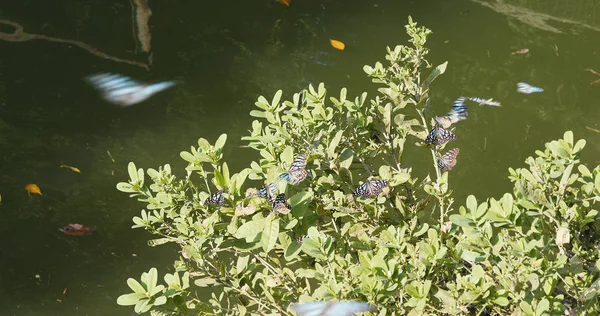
[0,0,599,314]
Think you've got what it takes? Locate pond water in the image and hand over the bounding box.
[0,0,599,315]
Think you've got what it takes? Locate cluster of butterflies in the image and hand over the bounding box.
[426,81,543,173]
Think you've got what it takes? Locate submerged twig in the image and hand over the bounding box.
[132,0,152,54]
[0,19,149,70]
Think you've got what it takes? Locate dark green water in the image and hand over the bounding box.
[0,0,599,315]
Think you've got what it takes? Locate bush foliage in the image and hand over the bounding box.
[116,17,600,315]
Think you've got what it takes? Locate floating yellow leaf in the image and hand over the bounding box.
[60,165,81,173]
[330,39,346,51]
[278,0,290,6]
[25,184,42,195]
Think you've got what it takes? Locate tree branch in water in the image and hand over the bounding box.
[0,19,150,70]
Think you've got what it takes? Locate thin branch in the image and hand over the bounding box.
[0,19,149,70]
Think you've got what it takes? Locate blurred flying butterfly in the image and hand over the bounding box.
[449,97,468,119]
[290,301,375,316]
[85,73,176,106]
[205,189,225,206]
[353,179,389,198]
[434,115,460,129]
[272,193,292,214]
[257,182,278,201]
[280,154,308,185]
[438,148,460,172]
[424,124,457,146]
[517,82,544,94]
[467,96,501,107]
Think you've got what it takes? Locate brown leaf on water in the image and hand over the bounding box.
[585,68,600,76]
[585,126,600,133]
[60,165,81,173]
[511,48,529,55]
[591,79,600,86]
[62,288,67,295]
[25,184,42,195]
[330,39,346,51]
[278,0,290,6]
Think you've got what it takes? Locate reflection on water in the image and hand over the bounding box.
[0,0,600,314]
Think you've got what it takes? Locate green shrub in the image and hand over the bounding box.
[116,17,600,315]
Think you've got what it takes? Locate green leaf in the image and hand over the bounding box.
[423,61,448,88]
[449,214,474,227]
[127,278,146,294]
[135,298,152,314]
[338,148,354,169]
[261,215,279,253]
[535,298,549,316]
[271,90,283,108]
[493,297,509,306]
[180,151,196,163]
[117,293,145,306]
[154,296,167,306]
[128,162,139,182]
[146,268,159,296]
[235,218,266,242]
[214,134,228,152]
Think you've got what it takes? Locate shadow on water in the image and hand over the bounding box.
[0,0,600,314]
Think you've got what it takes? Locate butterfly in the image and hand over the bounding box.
[256,182,278,201]
[425,124,457,146]
[279,154,308,185]
[449,97,468,119]
[435,115,461,129]
[85,73,176,106]
[290,301,374,316]
[438,148,460,172]
[272,193,292,214]
[467,96,501,107]
[205,189,225,206]
[517,82,544,94]
[353,179,389,198]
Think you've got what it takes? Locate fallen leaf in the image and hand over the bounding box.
[35,274,41,279]
[63,288,68,295]
[59,223,95,236]
[60,165,81,173]
[132,253,137,257]
[330,39,346,51]
[56,299,62,303]
[278,0,290,6]
[511,48,529,55]
[585,68,600,76]
[25,184,42,195]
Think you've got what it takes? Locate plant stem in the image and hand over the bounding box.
[416,108,446,224]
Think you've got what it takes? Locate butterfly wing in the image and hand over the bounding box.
[280,154,308,185]
[425,125,457,146]
[438,148,460,172]
[205,189,225,206]
[353,179,389,198]
[272,193,291,214]
[517,82,543,94]
[291,301,374,316]
[257,182,278,201]
[434,116,459,129]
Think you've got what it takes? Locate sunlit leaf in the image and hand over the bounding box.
[25,184,42,195]
[330,39,346,51]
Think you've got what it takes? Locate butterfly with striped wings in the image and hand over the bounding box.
[290,301,374,316]
[517,82,544,94]
[438,148,460,172]
[425,124,457,146]
[257,182,278,201]
[467,96,501,107]
[435,97,468,129]
[205,189,225,206]
[353,179,389,198]
[85,73,176,107]
[279,154,308,185]
[272,193,292,214]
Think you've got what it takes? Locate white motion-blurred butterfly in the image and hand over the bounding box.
[290,301,374,316]
[85,73,176,106]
